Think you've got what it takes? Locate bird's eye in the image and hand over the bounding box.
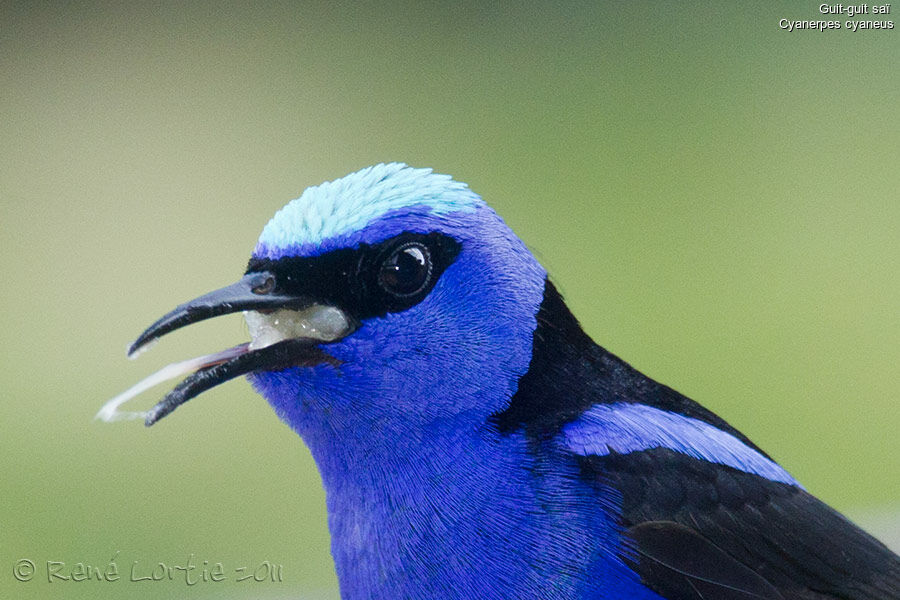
[378,243,432,298]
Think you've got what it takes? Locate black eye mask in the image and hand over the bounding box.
[245,231,461,320]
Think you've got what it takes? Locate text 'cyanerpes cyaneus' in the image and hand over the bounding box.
[101,163,900,599]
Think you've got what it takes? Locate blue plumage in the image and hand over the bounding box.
[118,164,900,599]
[562,403,799,486]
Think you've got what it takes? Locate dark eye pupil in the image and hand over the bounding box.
[379,244,431,297]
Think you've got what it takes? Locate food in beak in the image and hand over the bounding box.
[97,303,352,427]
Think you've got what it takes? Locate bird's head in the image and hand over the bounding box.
[105,164,547,445]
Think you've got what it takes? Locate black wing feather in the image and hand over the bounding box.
[581,449,900,600]
[628,520,784,600]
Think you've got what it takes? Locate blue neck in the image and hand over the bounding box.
[296,414,658,600]
[320,424,535,598]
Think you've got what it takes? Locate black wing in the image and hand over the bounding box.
[494,280,900,599]
[580,448,900,600]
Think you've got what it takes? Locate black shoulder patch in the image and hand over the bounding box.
[491,279,764,454]
[581,448,900,600]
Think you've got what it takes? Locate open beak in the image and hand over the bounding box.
[97,271,355,427]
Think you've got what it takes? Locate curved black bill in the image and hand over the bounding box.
[99,271,351,427]
[128,271,311,357]
[144,338,337,426]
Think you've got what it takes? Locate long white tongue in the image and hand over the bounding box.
[95,343,250,422]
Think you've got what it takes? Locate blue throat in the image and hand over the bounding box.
[305,420,658,599]
[250,350,660,599]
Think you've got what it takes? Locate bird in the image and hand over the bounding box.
[102,163,900,599]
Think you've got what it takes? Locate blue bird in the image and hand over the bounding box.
[107,163,899,599]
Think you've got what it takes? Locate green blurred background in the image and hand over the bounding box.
[2,2,897,599]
